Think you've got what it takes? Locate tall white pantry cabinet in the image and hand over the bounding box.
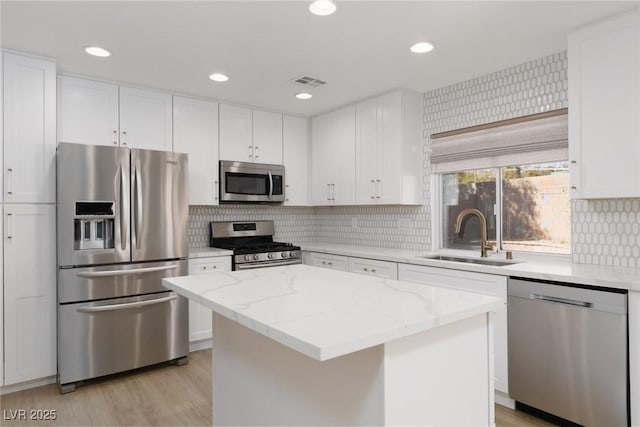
[1,51,57,388]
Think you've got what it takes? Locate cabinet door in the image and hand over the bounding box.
[188,257,231,342]
[4,204,56,385]
[376,91,403,204]
[119,86,173,151]
[331,106,356,205]
[283,116,309,206]
[397,263,508,394]
[57,76,119,147]
[219,104,253,162]
[173,96,219,205]
[253,110,283,164]
[569,9,640,198]
[3,53,56,203]
[355,98,378,204]
[311,113,333,205]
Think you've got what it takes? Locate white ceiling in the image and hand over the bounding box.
[1,1,637,117]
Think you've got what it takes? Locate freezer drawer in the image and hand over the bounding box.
[58,291,188,386]
[58,259,187,303]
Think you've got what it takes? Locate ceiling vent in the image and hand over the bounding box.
[290,75,327,88]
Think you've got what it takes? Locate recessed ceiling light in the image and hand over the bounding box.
[296,92,313,100]
[84,46,111,57]
[410,41,435,54]
[309,0,336,16]
[209,73,229,82]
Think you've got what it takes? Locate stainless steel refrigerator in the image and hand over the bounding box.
[56,143,189,393]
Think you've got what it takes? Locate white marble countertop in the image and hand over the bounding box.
[162,265,504,361]
[189,247,234,259]
[301,243,640,292]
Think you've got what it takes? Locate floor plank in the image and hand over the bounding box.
[1,348,553,426]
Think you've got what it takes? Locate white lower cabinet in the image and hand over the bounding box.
[348,257,398,280]
[188,257,231,344]
[3,204,56,385]
[398,263,509,397]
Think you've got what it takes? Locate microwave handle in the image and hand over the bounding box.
[268,171,273,198]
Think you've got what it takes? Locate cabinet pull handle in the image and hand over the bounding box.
[328,262,333,266]
[321,261,326,265]
[113,129,118,145]
[331,183,335,201]
[364,268,369,272]
[375,179,381,199]
[7,168,13,196]
[327,183,331,201]
[122,130,127,146]
[214,180,219,201]
[570,160,576,165]
[371,269,376,273]
[7,212,13,239]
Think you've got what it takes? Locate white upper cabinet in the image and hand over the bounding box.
[219,104,253,162]
[253,110,283,164]
[355,90,423,205]
[311,105,356,206]
[3,52,56,204]
[119,86,173,151]
[173,96,220,205]
[569,8,640,199]
[57,76,119,147]
[283,116,310,206]
[58,76,173,151]
[219,104,283,164]
[3,204,56,385]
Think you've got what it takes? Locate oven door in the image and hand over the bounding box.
[219,160,284,203]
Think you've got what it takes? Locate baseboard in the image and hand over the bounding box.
[495,391,515,409]
[0,375,56,395]
[189,339,212,352]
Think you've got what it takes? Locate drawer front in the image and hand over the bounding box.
[306,252,349,271]
[398,263,506,297]
[189,257,231,274]
[349,257,398,279]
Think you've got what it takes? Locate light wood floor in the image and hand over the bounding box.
[1,348,554,426]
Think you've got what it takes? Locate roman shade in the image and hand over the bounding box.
[430,109,568,173]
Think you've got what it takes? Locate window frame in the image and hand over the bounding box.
[432,167,572,259]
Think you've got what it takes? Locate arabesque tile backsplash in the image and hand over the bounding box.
[189,50,640,267]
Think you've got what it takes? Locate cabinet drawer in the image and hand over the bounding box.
[189,257,231,274]
[349,257,398,279]
[398,263,506,297]
[306,253,349,271]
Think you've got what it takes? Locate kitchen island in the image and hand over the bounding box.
[163,264,504,426]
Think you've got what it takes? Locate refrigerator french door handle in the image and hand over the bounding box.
[268,171,273,198]
[134,158,143,249]
[120,162,128,250]
[76,264,178,278]
[76,294,177,313]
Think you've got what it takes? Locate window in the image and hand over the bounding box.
[442,161,570,254]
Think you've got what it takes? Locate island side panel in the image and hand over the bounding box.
[382,313,493,427]
[211,313,385,426]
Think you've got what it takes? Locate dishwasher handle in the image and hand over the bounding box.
[530,293,593,308]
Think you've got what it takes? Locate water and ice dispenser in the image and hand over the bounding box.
[74,202,115,251]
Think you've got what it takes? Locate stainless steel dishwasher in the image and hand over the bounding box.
[508,277,629,427]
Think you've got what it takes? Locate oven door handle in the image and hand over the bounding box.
[76,294,177,313]
[76,265,178,278]
[235,259,302,270]
[268,171,273,198]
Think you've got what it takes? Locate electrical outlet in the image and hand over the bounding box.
[351,217,358,229]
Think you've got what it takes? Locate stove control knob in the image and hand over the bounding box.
[253,254,260,261]
[289,250,299,258]
[244,255,252,261]
[281,251,289,258]
[268,253,275,259]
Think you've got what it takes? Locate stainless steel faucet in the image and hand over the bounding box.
[454,208,493,257]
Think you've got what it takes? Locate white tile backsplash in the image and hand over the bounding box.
[189,50,640,267]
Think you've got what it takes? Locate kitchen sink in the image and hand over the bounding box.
[419,255,521,267]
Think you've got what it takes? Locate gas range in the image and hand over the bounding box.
[209,221,302,270]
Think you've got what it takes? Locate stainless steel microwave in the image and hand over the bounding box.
[219,160,285,203]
